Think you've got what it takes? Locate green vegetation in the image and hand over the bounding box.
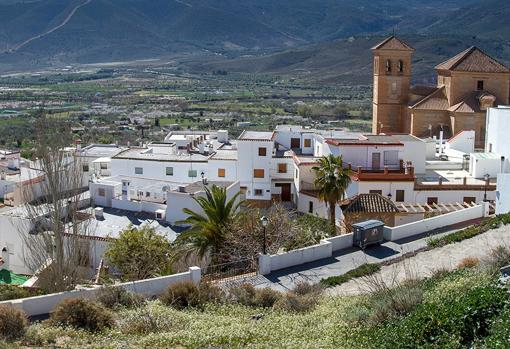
[428,213,510,248]
[48,298,114,333]
[0,304,28,341]
[104,225,174,281]
[312,155,352,234]
[321,263,381,287]
[0,285,42,302]
[0,270,29,285]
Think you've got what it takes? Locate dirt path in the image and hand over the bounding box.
[328,224,510,296]
[8,0,92,53]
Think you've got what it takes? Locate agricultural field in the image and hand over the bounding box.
[0,65,372,151]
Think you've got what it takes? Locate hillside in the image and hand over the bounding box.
[0,0,507,73]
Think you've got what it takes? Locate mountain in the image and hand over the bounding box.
[0,0,507,73]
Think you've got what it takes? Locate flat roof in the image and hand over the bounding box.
[179,180,236,194]
[113,147,210,162]
[79,144,125,158]
[471,152,502,160]
[210,149,238,161]
[80,207,179,241]
[238,131,274,141]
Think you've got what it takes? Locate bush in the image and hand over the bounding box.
[96,286,144,309]
[0,304,28,341]
[253,288,282,308]
[118,304,174,335]
[160,281,200,309]
[321,264,381,287]
[49,298,114,332]
[292,281,323,296]
[369,286,424,324]
[273,293,317,313]
[228,283,257,306]
[488,246,510,268]
[457,256,480,269]
[197,282,224,305]
[0,285,41,302]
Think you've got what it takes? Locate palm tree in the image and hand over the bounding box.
[175,184,241,261]
[312,154,352,235]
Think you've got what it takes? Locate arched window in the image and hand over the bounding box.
[398,60,404,72]
[385,59,391,72]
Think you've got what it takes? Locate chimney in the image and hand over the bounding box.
[75,139,82,152]
[94,207,104,220]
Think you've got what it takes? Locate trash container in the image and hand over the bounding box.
[352,220,385,249]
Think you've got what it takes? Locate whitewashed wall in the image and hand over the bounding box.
[237,140,273,201]
[383,203,489,241]
[496,173,510,214]
[1,267,201,317]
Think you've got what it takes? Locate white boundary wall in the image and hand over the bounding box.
[384,203,489,241]
[259,233,354,275]
[1,267,200,317]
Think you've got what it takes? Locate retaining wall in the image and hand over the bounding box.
[383,203,489,241]
[1,267,200,317]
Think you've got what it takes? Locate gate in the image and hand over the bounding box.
[202,258,258,283]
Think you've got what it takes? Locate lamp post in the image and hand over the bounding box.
[201,171,205,185]
[483,173,490,202]
[261,216,268,255]
[387,193,393,201]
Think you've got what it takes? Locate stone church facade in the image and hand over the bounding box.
[372,36,510,148]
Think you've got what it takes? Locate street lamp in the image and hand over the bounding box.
[483,173,490,202]
[261,216,268,255]
[201,171,205,185]
[387,193,393,201]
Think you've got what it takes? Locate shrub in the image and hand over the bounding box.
[0,304,28,341]
[198,282,224,305]
[49,298,114,332]
[96,286,144,309]
[0,285,41,302]
[457,256,479,269]
[369,286,424,324]
[292,281,323,296]
[488,246,510,268]
[160,281,200,309]
[253,288,282,308]
[118,304,174,335]
[228,283,257,306]
[273,293,317,313]
[321,264,381,287]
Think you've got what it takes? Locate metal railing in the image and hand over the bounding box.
[202,258,258,283]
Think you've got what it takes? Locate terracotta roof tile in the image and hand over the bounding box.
[342,193,399,213]
[409,87,449,111]
[372,36,414,51]
[435,47,510,73]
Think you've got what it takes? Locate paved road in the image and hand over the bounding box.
[330,223,510,296]
[238,219,484,292]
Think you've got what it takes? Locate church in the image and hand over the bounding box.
[372,36,510,148]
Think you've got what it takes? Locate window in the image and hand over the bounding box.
[308,201,314,214]
[304,139,311,147]
[384,151,399,166]
[166,167,174,176]
[258,147,267,156]
[97,188,105,197]
[396,190,405,202]
[278,163,287,173]
[146,192,150,198]
[398,60,404,72]
[427,197,438,205]
[100,163,108,170]
[464,197,476,204]
[385,59,391,72]
[254,169,265,178]
[188,170,198,178]
[218,168,226,178]
[369,190,383,195]
[477,80,484,91]
[82,164,89,172]
[254,189,263,196]
[135,167,143,175]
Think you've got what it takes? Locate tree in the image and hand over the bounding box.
[312,155,352,235]
[174,185,241,262]
[105,225,173,281]
[20,111,91,292]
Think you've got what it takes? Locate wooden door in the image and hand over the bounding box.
[280,183,291,202]
[290,138,301,149]
[372,152,381,170]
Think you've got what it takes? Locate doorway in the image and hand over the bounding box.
[290,138,301,149]
[276,183,292,202]
[372,152,381,170]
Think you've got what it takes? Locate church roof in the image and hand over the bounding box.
[409,87,449,111]
[372,36,414,51]
[448,91,497,114]
[435,46,510,73]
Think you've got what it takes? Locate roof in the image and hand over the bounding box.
[351,219,386,230]
[410,85,438,97]
[435,46,510,73]
[386,134,424,143]
[448,91,497,114]
[209,149,238,161]
[471,152,502,160]
[372,36,414,51]
[326,134,404,146]
[409,87,449,110]
[343,194,400,214]
[238,131,274,141]
[113,147,210,162]
[79,144,125,158]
